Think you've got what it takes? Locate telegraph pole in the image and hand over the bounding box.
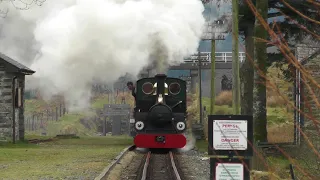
[209,20,226,115]
[210,39,215,115]
[232,0,240,114]
[198,51,203,124]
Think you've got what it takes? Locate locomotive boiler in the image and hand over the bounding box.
[130,74,187,149]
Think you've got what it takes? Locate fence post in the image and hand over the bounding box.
[55,107,58,121]
[102,116,106,136]
[59,103,62,117]
[289,164,296,180]
[63,104,66,115]
[32,114,35,131]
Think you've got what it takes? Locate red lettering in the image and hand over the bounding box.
[221,124,239,128]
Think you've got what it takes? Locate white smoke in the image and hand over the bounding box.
[0,0,205,111]
[176,133,196,153]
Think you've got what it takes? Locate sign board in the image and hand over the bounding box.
[210,158,250,180]
[208,115,253,157]
[103,104,130,116]
[216,163,243,180]
[213,120,247,150]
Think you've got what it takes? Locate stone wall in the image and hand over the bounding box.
[0,66,14,141]
[0,68,26,142]
[295,45,320,176]
[302,56,320,127]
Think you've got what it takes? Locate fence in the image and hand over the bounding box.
[24,103,67,134]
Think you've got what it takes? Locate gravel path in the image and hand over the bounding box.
[176,149,210,180]
[120,151,145,180]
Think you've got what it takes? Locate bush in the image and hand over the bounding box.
[267,94,287,107]
[214,105,233,115]
[215,91,232,106]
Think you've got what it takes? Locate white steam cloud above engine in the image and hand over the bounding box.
[0,0,205,111]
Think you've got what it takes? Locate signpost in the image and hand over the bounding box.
[208,115,253,180]
[210,158,251,180]
[213,120,248,150]
[215,163,243,179]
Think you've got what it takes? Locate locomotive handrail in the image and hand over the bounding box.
[171,101,183,109]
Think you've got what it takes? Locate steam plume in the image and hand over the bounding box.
[0,0,205,110]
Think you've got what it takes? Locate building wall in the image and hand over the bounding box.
[18,75,25,141]
[0,66,14,141]
[296,46,320,177]
[0,67,26,142]
[302,55,320,128]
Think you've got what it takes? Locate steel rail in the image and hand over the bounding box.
[141,151,151,180]
[169,151,182,180]
[140,151,181,180]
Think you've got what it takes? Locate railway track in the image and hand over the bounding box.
[138,151,182,180]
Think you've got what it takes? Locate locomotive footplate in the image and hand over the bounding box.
[134,134,186,149]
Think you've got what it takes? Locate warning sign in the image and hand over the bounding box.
[213,120,247,150]
[215,163,244,180]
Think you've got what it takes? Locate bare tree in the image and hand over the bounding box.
[0,0,46,17]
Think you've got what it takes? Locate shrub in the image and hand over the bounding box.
[267,94,287,107]
[215,91,232,106]
[214,105,233,115]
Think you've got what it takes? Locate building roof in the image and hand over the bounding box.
[0,52,35,75]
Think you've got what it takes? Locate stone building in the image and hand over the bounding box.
[294,44,320,176]
[0,53,35,142]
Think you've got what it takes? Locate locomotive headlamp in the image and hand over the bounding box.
[157,94,163,103]
[176,122,186,131]
[135,121,144,130]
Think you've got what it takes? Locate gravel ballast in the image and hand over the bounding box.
[176,149,210,180]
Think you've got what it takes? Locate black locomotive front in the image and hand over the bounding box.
[132,74,187,149]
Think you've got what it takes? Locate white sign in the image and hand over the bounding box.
[213,120,247,150]
[215,163,244,180]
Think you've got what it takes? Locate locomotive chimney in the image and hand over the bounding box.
[155,74,167,103]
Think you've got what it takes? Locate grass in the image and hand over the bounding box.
[24,93,133,136]
[0,135,132,179]
[195,139,208,153]
[91,94,110,109]
[200,95,295,143]
[45,113,96,136]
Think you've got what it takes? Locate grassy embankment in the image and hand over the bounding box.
[0,135,132,179]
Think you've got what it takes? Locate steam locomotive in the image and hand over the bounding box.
[130,74,187,149]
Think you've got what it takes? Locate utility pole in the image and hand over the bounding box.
[232,0,241,114]
[198,51,203,124]
[210,39,215,115]
[209,19,227,115]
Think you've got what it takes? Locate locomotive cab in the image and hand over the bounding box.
[130,74,187,149]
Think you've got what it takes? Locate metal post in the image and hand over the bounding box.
[232,0,240,114]
[210,40,215,115]
[198,51,203,124]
